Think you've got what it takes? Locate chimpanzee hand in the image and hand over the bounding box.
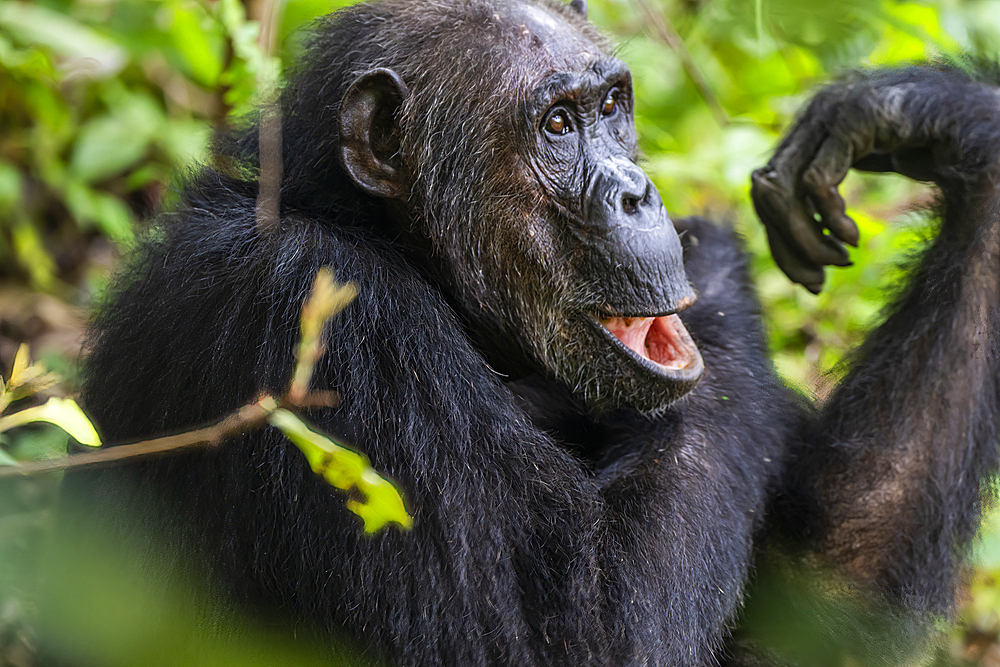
[751,66,1000,292]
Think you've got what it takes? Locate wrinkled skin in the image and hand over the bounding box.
[336,6,703,414]
[52,2,999,667]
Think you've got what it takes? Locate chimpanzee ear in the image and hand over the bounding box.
[338,68,410,199]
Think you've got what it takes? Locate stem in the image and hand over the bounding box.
[0,395,279,478]
[634,0,729,127]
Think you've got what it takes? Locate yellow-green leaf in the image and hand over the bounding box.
[347,470,414,534]
[8,343,30,389]
[269,409,412,532]
[0,397,101,447]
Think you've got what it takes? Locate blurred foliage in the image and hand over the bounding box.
[0,0,351,294]
[589,0,1000,391]
[2,0,1000,663]
[3,0,997,385]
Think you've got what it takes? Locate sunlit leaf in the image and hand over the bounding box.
[0,2,126,76]
[0,397,101,448]
[165,1,224,87]
[1,344,61,412]
[11,222,57,290]
[8,343,30,390]
[269,409,411,533]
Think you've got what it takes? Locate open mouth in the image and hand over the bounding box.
[588,308,703,382]
[598,314,700,370]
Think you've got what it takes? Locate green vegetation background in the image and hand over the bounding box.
[2,0,1000,663]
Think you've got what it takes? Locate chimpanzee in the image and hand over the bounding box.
[59,0,999,665]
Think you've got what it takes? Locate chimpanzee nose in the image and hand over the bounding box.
[587,157,667,230]
[577,157,690,314]
[611,159,652,215]
[620,179,651,216]
[585,157,670,229]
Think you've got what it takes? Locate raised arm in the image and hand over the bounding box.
[749,64,1000,651]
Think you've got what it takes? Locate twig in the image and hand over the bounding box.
[0,267,352,478]
[0,395,278,478]
[255,0,285,234]
[286,390,340,410]
[633,0,730,127]
[289,270,357,405]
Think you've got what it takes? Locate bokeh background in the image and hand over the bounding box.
[2,0,1000,664]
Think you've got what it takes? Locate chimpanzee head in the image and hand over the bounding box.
[307,0,702,414]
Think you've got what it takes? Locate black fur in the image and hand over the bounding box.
[58,2,1000,666]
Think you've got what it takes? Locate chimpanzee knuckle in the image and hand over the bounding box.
[751,170,784,213]
[801,165,829,193]
[752,167,793,204]
[806,84,850,118]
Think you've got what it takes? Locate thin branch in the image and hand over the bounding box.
[0,396,278,478]
[634,0,730,127]
[255,0,285,235]
[256,105,282,234]
[286,390,340,410]
[0,267,350,478]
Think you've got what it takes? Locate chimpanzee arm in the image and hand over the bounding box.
[70,183,628,667]
[750,66,1000,634]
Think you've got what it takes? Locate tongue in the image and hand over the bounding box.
[601,315,697,370]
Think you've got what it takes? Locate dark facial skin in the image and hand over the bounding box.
[517,2,693,314]
[515,3,703,412]
[339,0,702,414]
[527,60,693,311]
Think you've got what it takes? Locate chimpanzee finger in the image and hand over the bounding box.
[751,167,850,268]
[802,137,861,247]
[764,225,826,292]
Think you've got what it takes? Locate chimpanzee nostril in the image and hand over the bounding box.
[589,160,662,222]
[622,194,639,215]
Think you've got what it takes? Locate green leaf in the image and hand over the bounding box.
[90,191,135,244]
[165,0,224,87]
[0,3,126,76]
[70,116,149,183]
[8,426,69,462]
[0,397,101,448]
[0,161,23,214]
[70,91,163,183]
[11,222,57,290]
[0,447,17,467]
[269,409,412,533]
[159,118,211,167]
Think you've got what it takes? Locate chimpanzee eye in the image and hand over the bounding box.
[545,111,572,135]
[601,89,618,117]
